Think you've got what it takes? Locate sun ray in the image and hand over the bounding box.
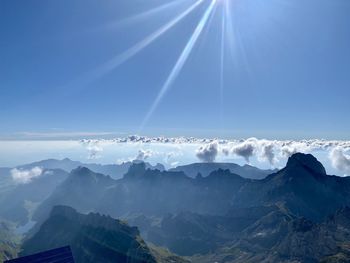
[99,0,190,31]
[225,0,252,78]
[59,0,205,94]
[224,0,236,65]
[219,2,225,124]
[140,0,217,131]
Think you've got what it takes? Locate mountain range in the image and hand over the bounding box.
[33,163,249,222]
[18,158,165,179]
[0,157,273,224]
[2,153,350,262]
[34,153,350,223]
[170,162,277,179]
[0,158,167,225]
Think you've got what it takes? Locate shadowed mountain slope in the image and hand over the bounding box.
[191,207,350,263]
[34,163,248,223]
[233,153,350,221]
[22,206,157,263]
[33,167,116,223]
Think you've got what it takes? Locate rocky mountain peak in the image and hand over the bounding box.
[286,153,326,175]
[123,162,147,179]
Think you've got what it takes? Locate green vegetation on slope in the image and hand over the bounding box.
[0,220,20,262]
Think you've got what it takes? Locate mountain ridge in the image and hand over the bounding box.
[170,162,277,179]
[34,153,350,224]
[17,158,165,179]
[8,153,350,262]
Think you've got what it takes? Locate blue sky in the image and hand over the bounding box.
[1,0,350,140]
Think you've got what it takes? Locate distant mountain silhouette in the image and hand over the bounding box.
[34,153,350,224]
[34,162,248,223]
[18,158,165,179]
[170,162,277,179]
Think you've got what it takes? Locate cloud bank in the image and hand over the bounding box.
[329,148,350,176]
[230,140,256,163]
[80,136,350,175]
[11,167,43,184]
[81,140,103,159]
[136,149,154,161]
[81,136,350,151]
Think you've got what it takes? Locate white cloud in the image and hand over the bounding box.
[79,136,350,151]
[259,142,276,165]
[329,148,350,176]
[11,167,43,184]
[279,141,310,158]
[164,150,183,165]
[79,136,350,170]
[231,139,256,163]
[222,147,230,156]
[136,149,153,161]
[196,141,218,163]
[81,140,104,159]
[280,145,299,158]
[170,161,180,167]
